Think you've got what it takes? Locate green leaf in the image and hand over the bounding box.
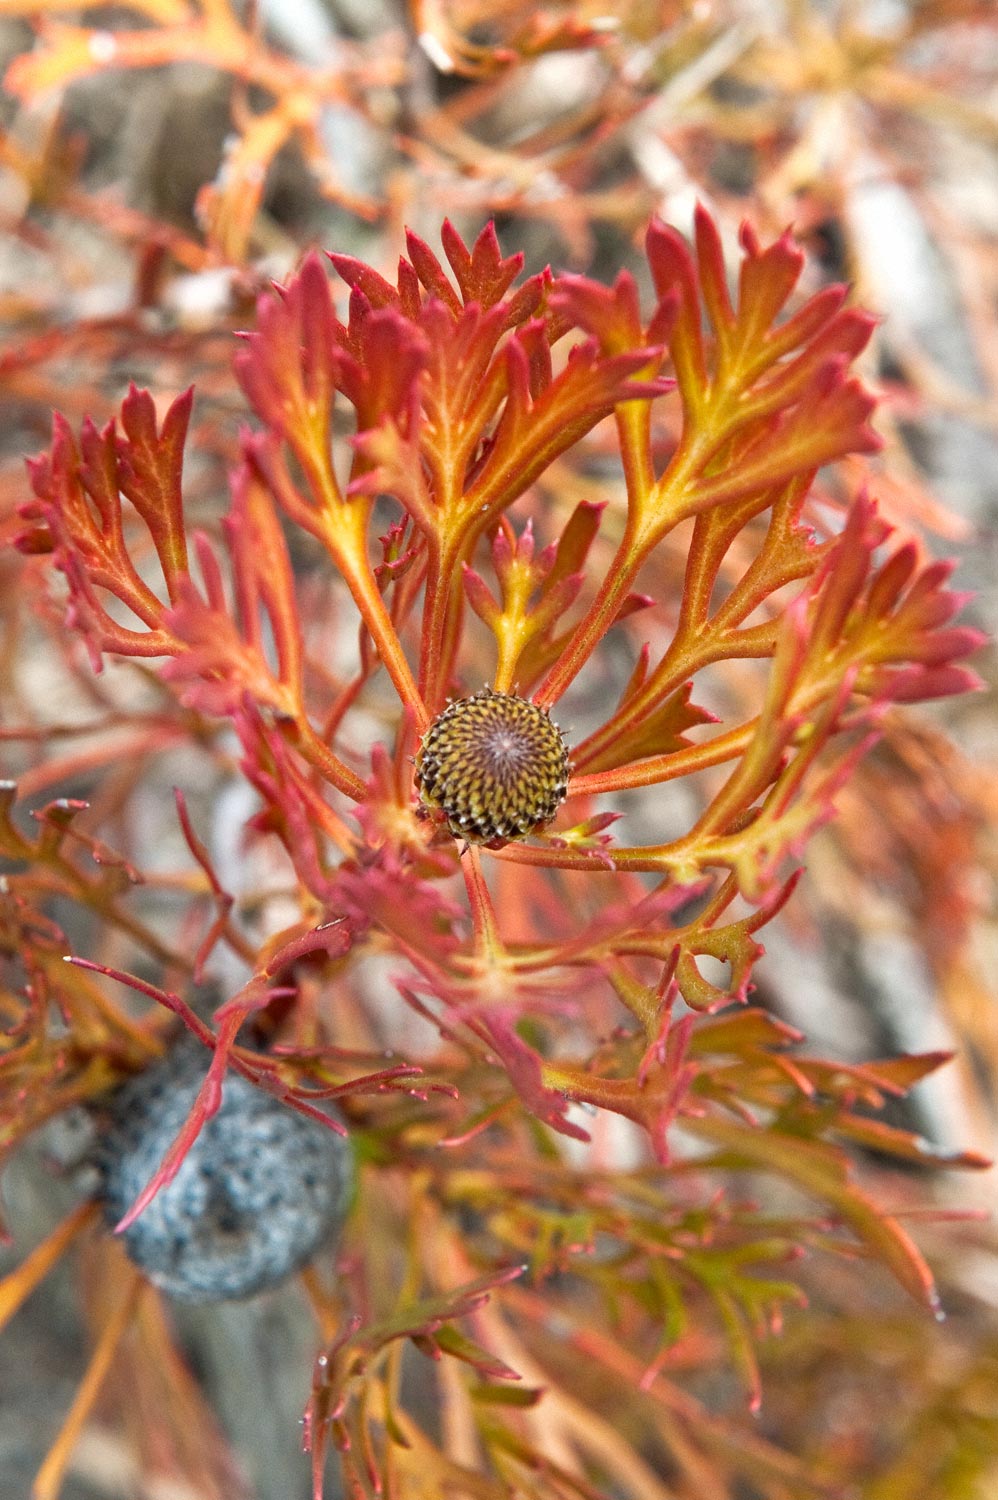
[688,1115,941,1312]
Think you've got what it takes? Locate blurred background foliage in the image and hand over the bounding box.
[1,1,997,1496]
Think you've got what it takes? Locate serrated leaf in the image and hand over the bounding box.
[581,681,717,775]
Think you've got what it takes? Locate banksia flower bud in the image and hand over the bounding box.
[415,688,570,845]
[96,1042,353,1303]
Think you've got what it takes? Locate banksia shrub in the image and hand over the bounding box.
[1,211,988,1499]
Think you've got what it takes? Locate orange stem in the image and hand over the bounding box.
[462,847,503,966]
[33,1266,146,1500]
[0,1202,100,1336]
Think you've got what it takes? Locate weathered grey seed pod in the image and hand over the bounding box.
[96,1042,352,1303]
[415,688,570,844]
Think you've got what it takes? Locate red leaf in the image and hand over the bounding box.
[487,1016,592,1142]
[21,406,186,666]
[334,294,430,433]
[115,384,193,592]
[802,491,985,709]
[469,333,669,519]
[732,216,804,350]
[441,218,524,308]
[235,251,340,447]
[551,269,678,356]
[646,215,707,396]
